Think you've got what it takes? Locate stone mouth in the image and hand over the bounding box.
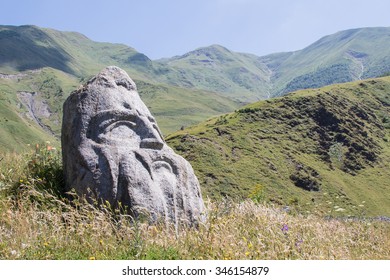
[134,152,175,180]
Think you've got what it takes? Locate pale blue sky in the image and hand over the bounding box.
[2,0,390,59]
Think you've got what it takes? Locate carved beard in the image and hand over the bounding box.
[89,144,181,223]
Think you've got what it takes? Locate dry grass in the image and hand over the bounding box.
[0,194,389,260]
[0,146,389,260]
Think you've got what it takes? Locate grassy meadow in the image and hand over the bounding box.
[166,77,390,217]
[0,144,389,260]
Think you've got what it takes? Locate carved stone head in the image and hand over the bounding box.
[62,66,205,225]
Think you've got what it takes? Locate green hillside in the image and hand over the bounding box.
[267,27,390,95]
[163,27,390,100]
[0,68,69,152]
[0,67,238,152]
[0,25,151,79]
[2,25,390,153]
[157,45,273,102]
[137,80,239,133]
[0,26,239,152]
[166,76,390,217]
[4,25,390,104]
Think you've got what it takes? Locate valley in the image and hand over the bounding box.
[1,24,390,218]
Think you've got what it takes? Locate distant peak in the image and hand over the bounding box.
[195,44,231,53]
[174,44,232,60]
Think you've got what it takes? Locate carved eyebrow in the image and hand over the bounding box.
[86,110,137,140]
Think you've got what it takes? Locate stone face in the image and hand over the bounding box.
[61,66,205,225]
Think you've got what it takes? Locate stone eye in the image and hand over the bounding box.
[123,103,131,109]
[86,111,138,142]
[101,120,136,135]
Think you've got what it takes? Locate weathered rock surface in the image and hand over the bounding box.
[62,66,205,226]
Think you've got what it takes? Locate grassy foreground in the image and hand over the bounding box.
[0,145,389,260]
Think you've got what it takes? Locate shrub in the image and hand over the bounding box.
[6,142,65,202]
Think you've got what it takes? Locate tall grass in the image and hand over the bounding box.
[0,144,389,260]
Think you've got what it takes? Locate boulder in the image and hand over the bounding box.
[61,66,205,226]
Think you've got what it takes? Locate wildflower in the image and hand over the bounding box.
[295,239,303,247]
[10,250,17,255]
[89,256,96,260]
[19,179,23,183]
[281,224,289,233]
[47,146,53,151]
[245,251,250,256]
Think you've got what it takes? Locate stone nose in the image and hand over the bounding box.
[140,122,165,150]
[138,115,165,150]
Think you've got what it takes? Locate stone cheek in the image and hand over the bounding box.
[62,66,205,226]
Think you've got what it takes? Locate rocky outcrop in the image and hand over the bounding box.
[61,66,205,226]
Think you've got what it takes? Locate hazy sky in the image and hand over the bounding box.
[2,0,390,59]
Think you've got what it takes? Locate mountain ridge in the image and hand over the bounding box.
[3,25,390,99]
[2,25,390,153]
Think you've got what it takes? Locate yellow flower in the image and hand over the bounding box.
[89,256,96,260]
[245,251,250,256]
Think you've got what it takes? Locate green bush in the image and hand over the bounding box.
[8,142,64,201]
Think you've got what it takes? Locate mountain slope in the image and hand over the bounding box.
[0,25,157,79]
[2,25,390,153]
[3,25,390,102]
[161,27,390,100]
[0,26,240,152]
[166,76,390,217]
[0,67,239,153]
[156,45,273,102]
[267,27,390,95]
